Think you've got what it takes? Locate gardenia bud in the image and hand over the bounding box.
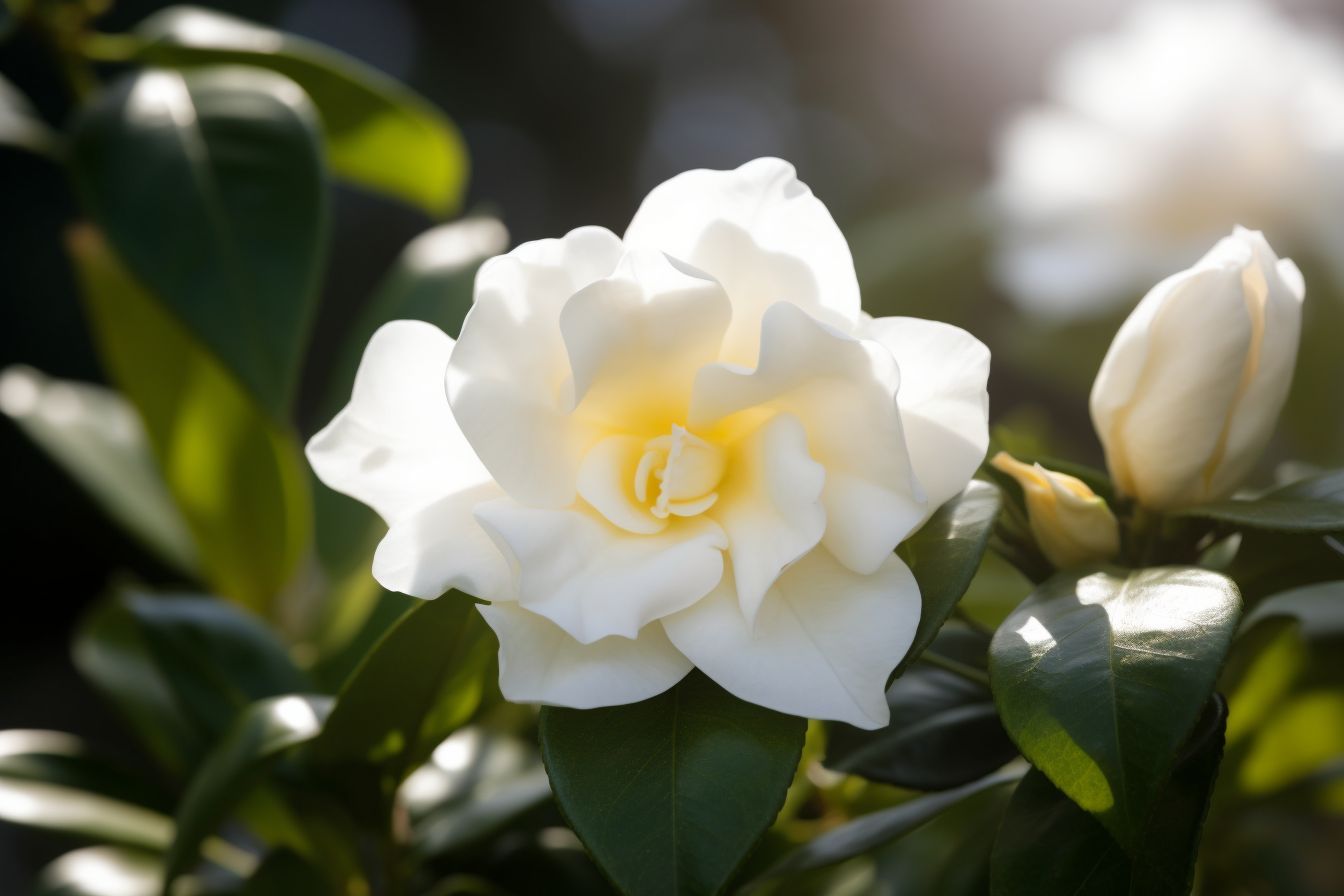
[1090,227,1304,510]
[990,453,1119,569]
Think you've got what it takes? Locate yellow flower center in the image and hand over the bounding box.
[633,424,727,519]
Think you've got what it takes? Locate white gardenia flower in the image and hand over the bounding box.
[308,158,990,729]
[1091,227,1304,511]
[992,0,1344,318]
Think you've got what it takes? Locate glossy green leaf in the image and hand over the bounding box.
[748,767,1023,887]
[0,775,171,851]
[893,480,1001,677]
[988,567,1240,850]
[0,365,198,575]
[1239,580,1344,639]
[35,847,163,896]
[541,671,806,896]
[826,627,1018,790]
[1178,470,1344,533]
[308,592,493,822]
[991,695,1228,896]
[74,589,310,773]
[70,65,328,417]
[0,729,172,813]
[164,694,331,890]
[69,227,312,613]
[133,5,468,216]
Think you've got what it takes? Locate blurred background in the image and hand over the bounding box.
[4,0,1344,887]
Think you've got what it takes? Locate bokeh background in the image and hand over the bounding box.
[4,0,1344,886]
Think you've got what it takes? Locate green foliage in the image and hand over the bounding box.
[132,5,469,217]
[988,567,1240,851]
[1178,470,1344,533]
[69,229,312,613]
[991,696,1228,896]
[541,672,807,896]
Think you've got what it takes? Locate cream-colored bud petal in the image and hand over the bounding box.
[991,453,1120,569]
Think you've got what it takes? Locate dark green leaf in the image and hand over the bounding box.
[988,567,1239,851]
[36,847,163,896]
[826,627,1017,790]
[1177,470,1344,533]
[0,729,172,813]
[747,767,1023,887]
[242,849,333,895]
[134,5,468,216]
[991,695,1228,896]
[541,671,806,896]
[164,694,331,890]
[1239,580,1344,639]
[70,66,328,417]
[69,226,312,613]
[0,365,198,575]
[308,593,493,822]
[894,480,1001,677]
[1223,528,1344,603]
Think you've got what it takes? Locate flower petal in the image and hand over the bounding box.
[560,248,730,430]
[625,157,860,365]
[473,500,727,644]
[576,434,667,535]
[691,302,922,574]
[307,320,486,523]
[372,482,513,601]
[447,226,622,508]
[479,602,691,709]
[860,316,990,528]
[712,412,825,624]
[662,549,920,729]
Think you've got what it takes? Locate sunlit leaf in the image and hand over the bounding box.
[70,66,328,417]
[988,567,1240,850]
[35,846,163,896]
[68,227,311,613]
[133,5,469,216]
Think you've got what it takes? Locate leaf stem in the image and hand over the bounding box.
[918,651,992,688]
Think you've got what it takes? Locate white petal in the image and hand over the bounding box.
[447,227,622,508]
[625,158,859,365]
[663,549,920,729]
[560,248,730,430]
[372,482,513,601]
[473,500,727,644]
[860,316,991,529]
[691,302,922,574]
[712,413,825,623]
[307,320,487,523]
[576,434,667,535]
[480,603,691,709]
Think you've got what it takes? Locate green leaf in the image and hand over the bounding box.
[0,365,198,575]
[1239,580,1344,639]
[74,589,310,773]
[991,695,1228,896]
[70,65,328,418]
[164,694,331,890]
[36,847,163,896]
[0,729,172,813]
[747,767,1023,887]
[1177,470,1344,533]
[893,480,1001,677]
[68,227,312,613]
[241,849,333,895]
[540,671,806,896]
[826,627,1018,790]
[988,567,1240,851]
[133,5,469,216]
[308,592,493,822]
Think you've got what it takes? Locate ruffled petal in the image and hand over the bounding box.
[307,320,487,523]
[479,603,692,709]
[662,549,921,729]
[691,302,922,574]
[447,226,622,508]
[474,500,727,644]
[625,158,860,365]
[860,316,990,529]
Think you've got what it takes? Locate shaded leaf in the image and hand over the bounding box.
[0,729,172,813]
[894,480,1001,677]
[69,227,311,613]
[71,66,328,417]
[1239,580,1344,639]
[542,671,806,896]
[1178,470,1344,534]
[0,365,198,575]
[135,5,468,216]
[988,567,1239,850]
[241,849,332,895]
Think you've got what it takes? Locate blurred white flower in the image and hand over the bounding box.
[992,0,1344,318]
[1091,227,1304,510]
[308,158,991,728]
